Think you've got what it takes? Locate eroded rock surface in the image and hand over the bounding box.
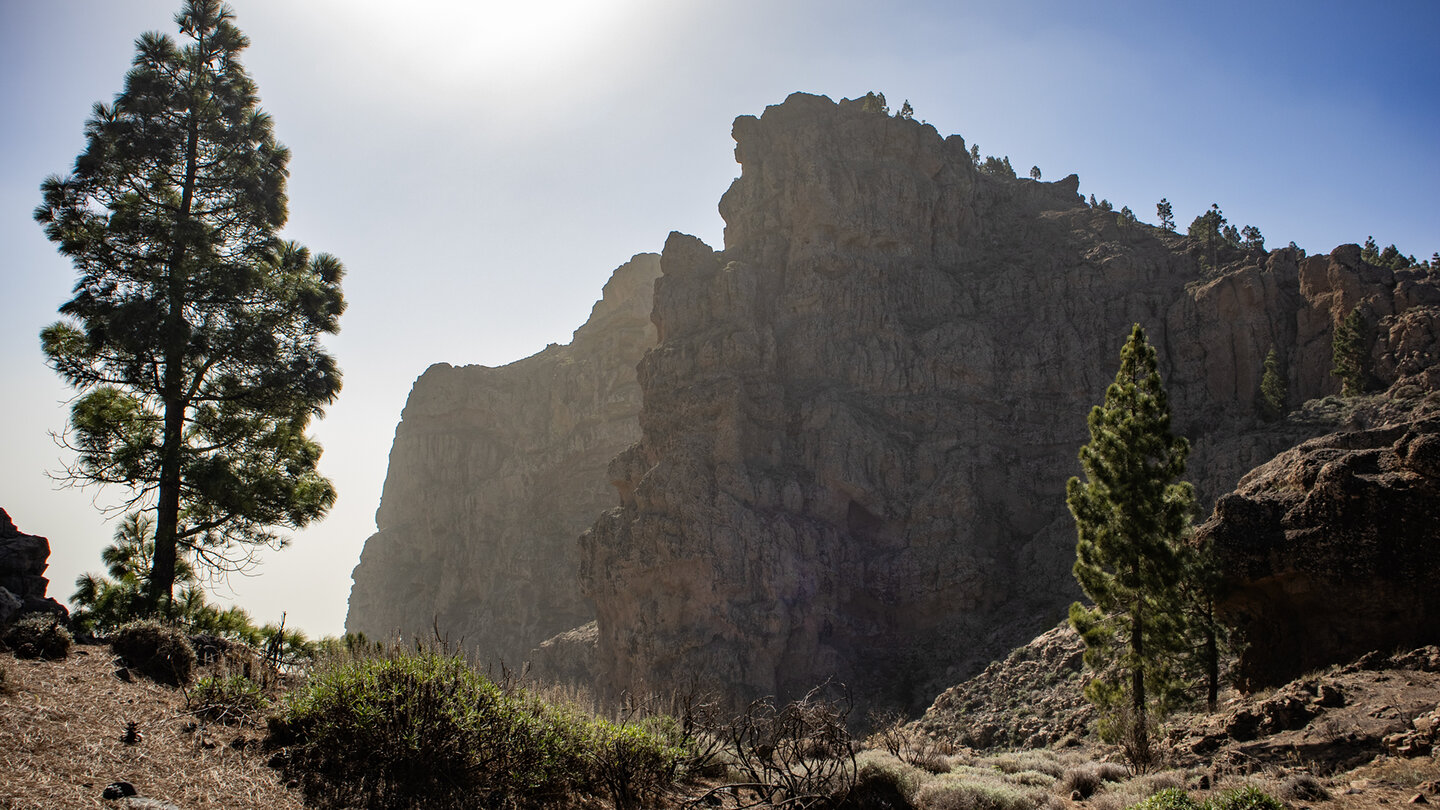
[0,508,68,626]
[345,255,660,663]
[1200,413,1440,691]
[578,92,1440,710]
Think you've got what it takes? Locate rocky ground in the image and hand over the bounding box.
[0,641,300,810]
[6,634,1438,810]
[914,624,1440,810]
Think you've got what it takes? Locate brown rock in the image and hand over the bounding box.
[1200,417,1440,691]
[345,255,660,664]
[578,93,1440,709]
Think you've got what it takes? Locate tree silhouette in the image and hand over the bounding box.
[36,0,344,610]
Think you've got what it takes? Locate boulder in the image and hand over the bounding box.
[0,508,69,627]
[1201,416,1440,690]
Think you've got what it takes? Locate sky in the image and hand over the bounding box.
[2,1,1437,639]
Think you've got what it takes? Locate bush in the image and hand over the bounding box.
[843,757,923,809]
[587,719,685,810]
[1280,774,1329,802]
[1059,761,1127,800]
[1129,788,1201,810]
[1206,786,1284,810]
[918,778,1041,810]
[4,613,72,660]
[189,674,268,725]
[269,648,682,809]
[111,620,197,685]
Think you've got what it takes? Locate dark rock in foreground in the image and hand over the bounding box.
[1201,412,1440,691]
[0,508,69,627]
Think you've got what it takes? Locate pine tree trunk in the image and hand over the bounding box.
[1132,600,1147,753]
[1206,599,1219,713]
[146,60,204,614]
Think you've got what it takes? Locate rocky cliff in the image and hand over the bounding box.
[577,92,1439,711]
[345,255,660,662]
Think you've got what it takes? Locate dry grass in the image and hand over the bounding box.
[0,642,301,810]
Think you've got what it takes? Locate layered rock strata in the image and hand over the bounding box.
[346,255,660,663]
[578,92,1440,710]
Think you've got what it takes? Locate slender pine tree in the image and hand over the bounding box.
[1259,347,1287,420]
[1067,324,1195,768]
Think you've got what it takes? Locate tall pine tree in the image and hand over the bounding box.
[1067,324,1195,768]
[36,0,344,610]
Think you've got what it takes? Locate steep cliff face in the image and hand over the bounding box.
[346,255,660,662]
[578,92,1432,710]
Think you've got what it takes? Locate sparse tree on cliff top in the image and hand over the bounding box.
[1241,225,1265,251]
[1030,165,1042,181]
[36,0,345,611]
[1068,324,1195,769]
[1188,204,1228,270]
[1156,199,1175,232]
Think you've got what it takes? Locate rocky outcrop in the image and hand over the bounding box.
[1199,413,1440,690]
[345,255,660,663]
[916,622,1090,750]
[0,508,69,626]
[578,92,1440,711]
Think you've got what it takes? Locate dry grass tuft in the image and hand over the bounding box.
[0,642,301,810]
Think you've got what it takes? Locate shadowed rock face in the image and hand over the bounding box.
[0,508,69,626]
[577,92,1440,711]
[1201,414,1440,691]
[345,255,660,663]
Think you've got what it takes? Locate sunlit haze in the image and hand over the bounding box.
[2,0,1436,639]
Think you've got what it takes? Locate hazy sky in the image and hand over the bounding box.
[2,1,1436,639]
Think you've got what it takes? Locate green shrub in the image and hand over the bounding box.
[842,756,923,809]
[4,613,72,660]
[111,620,197,685]
[587,719,685,810]
[269,648,682,809]
[190,674,268,724]
[1130,788,1201,810]
[1206,786,1284,810]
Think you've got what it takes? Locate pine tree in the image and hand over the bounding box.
[1187,204,1227,270]
[1240,225,1265,251]
[1068,324,1195,769]
[1332,308,1371,396]
[1156,199,1175,232]
[36,0,344,611]
[1259,347,1286,421]
[1030,165,1042,181]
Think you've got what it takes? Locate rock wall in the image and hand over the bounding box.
[345,255,660,663]
[577,92,1429,711]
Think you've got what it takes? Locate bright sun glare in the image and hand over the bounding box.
[340,0,636,84]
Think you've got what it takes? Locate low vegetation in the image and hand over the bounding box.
[111,619,199,686]
[3,612,72,660]
[267,645,686,809]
